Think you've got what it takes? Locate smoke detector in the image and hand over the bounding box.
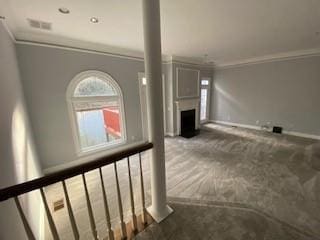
[28,19,52,30]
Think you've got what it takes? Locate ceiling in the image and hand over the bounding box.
[1,0,320,66]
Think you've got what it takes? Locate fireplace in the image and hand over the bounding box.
[180,109,197,138]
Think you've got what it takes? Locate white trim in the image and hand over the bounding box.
[16,40,145,62]
[211,120,260,130]
[3,22,320,70]
[39,204,45,240]
[12,38,320,70]
[282,130,320,140]
[138,72,167,139]
[176,99,200,135]
[0,19,15,42]
[66,70,127,157]
[165,132,175,137]
[163,56,214,68]
[210,120,320,140]
[14,39,215,68]
[176,67,200,99]
[215,48,320,69]
[138,72,149,141]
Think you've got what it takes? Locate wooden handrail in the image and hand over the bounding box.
[0,142,153,202]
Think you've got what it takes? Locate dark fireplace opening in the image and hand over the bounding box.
[180,109,198,138]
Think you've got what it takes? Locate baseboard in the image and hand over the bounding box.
[165,132,176,137]
[282,130,320,140]
[210,120,260,131]
[209,120,320,140]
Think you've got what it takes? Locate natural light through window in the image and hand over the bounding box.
[200,79,210,122]
[68,71,126,154]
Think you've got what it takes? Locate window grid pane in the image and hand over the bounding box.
[200,89,208,121]
[201,80,209,86]
[74,77,117,97]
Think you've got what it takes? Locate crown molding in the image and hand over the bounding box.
[5,19,319,70]
[163,55,214,69]
[15,39,148,62]
[215,48,320,69]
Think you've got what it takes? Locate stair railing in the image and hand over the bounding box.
[0,142,153,240]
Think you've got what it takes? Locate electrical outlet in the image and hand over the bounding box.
[53,199,64,212]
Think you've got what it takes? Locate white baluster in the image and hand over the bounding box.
[82,173,98,240]
[62,180,79,240]
[14,196,36,240]
[114,162,127,239]
[99,168,114,240]
[40,188,60,240]
[139,153,147,224]
[127,157,138,231]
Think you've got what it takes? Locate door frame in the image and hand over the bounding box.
[138,72,166,140]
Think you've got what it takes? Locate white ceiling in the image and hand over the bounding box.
[1,0,320,65]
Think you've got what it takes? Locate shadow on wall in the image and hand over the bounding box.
[11,101,43,234]
[214,83,249,121]
[0,101,43,239]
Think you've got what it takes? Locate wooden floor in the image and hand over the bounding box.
[45,124,320,239]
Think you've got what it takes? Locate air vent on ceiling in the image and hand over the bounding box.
[28,19,52,30]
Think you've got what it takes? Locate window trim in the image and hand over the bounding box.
[67,70,127,156]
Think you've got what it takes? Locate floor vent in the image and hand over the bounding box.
[273,126,283,134]
[28,19,52,30]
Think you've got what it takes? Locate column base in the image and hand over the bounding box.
[147,205,173,223]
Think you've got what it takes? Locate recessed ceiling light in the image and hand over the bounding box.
[90,17,99,23]
[59,7,70,14]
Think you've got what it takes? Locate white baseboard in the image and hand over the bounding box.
[282,130,320,140]
[211,120,260,131]
[165,132,176,137]
[209,120,320,140]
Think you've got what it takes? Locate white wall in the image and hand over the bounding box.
[211,56,320,136]
[16,43,148,170]
[0,21,42,240]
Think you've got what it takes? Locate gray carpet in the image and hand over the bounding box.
[44,124,320,239]
[164,124,320,238]
[134,199,314,240]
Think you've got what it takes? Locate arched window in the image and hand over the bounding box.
[67,70,126,155]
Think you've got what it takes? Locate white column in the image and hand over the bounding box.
[142,0,173,222]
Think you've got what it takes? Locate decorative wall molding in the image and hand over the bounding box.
[176,67,200,99]
[215,48,320,69]
[176,99,200,135]
[210,120,320,140]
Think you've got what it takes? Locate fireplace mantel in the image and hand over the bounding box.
[175,98,200,135]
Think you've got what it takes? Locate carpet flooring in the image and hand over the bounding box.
[164,124,320,238]
[44,124,320,239]
[134,199,314,240]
